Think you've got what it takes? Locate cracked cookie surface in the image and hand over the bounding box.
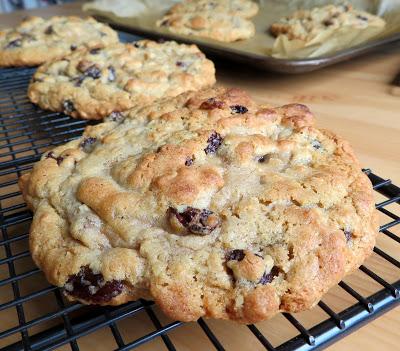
[19,87,378,323]
[0,16,118,67]
[270,3,385,42]
[28,40,216,120]
[157,0,258,42]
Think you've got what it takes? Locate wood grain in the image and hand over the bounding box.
[0,2,399,351]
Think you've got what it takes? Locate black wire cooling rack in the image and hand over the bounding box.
[0,65,399,351]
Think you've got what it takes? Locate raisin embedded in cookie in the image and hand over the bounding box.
[28,40,216,120]
[19,87,378,323]
[157,0,258,42]
[270,3,385,42]
[0,16,118,67]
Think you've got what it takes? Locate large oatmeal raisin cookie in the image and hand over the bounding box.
[270,3,385,42]
[0,16,118,67]
[19,87,378,323]
[157,0,258,42]
[28,40,216,120]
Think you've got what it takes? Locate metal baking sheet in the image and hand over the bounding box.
[84,0,400,73]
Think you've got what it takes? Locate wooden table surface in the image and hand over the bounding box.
[0,2,399,351]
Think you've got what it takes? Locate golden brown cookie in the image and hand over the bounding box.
[157,0,258,42]
[167,0,259,18]
[0,16,119,67]
[28,40,216,120]
[270,3,385,42]
[20,87,378,323]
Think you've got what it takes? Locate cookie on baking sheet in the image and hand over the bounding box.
[28,40,216,120]
[157,0,258,42]
[19,87,378,323]
[270,3,385,42]
[167,0,259,19]
[157,12,256,42]
[0,16,118,67]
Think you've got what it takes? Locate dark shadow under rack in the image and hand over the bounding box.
[0,61,399,351]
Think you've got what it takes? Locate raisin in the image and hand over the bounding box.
[323,19,334,26]
[45,151,64,165]
[44,25,54,35]
[230,105,248,114]
[157,38,166,43]
[63,100,75,114]
[70,44,77,51]
[259,266,279,285]
[64,266,123,304]
[200,98,225,110]
[167,207,220,235]
[344,230,352,242]
[108,66,116,82]
[5,39,22,49]
[133,42,141,48]
[257,153,278,163]
[108,111,124,122]
[357,15,368,21]
[185,157,194,166]
[176,61,186,68]
[76,61,101,83]
[84,65,101,79]
[204,131,223,154]
[90,48,101,55]
[311,140,321,150]
[257,155,269,163]
[80,137,97,152]
[226,249,245,262]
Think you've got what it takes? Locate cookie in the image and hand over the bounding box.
[0,16,118,67]
[28,40,216,120]
[157,12,256,42]
[167,0,259,19]
[19,87,378,323]
[270,3,385,42]
[157,0,258,42]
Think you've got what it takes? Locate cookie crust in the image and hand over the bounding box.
[20,87,378,323]
[0,16,118,67]
[28,40,216,120]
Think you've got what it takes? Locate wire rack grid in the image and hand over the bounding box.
[0,65,399,351]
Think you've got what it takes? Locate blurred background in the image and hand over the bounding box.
[0,0,73,13]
